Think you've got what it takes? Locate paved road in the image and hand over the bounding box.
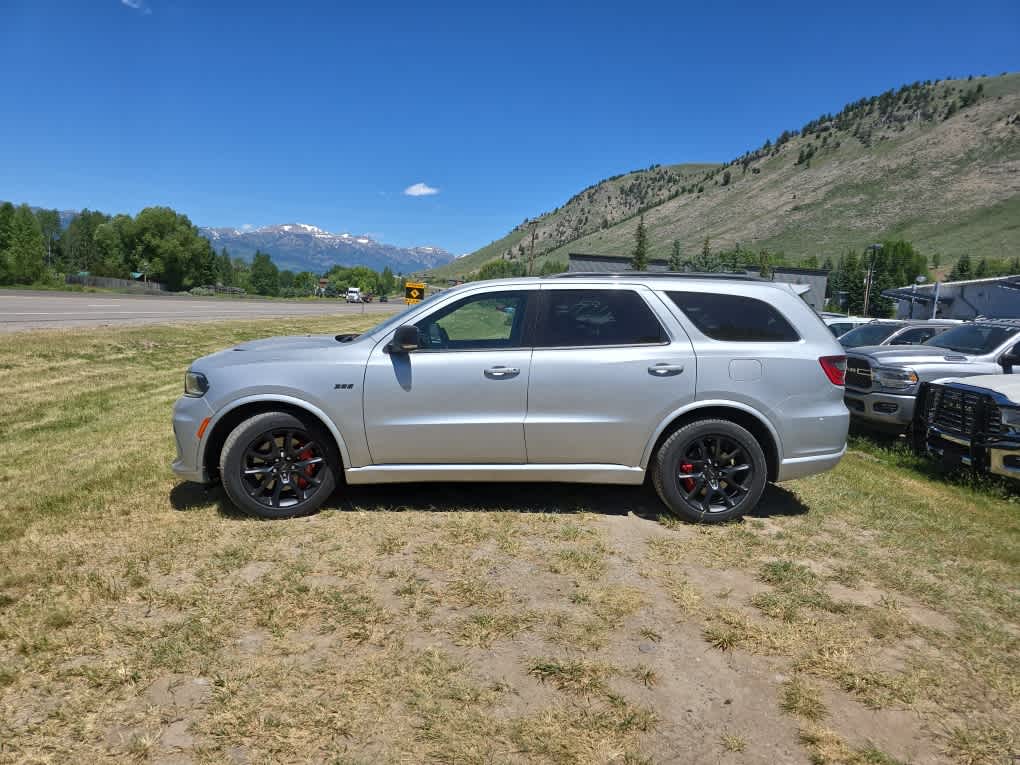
[0,290,399,332]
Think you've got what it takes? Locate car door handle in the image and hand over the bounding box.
[484,366,521,379]
[648,363,684,377]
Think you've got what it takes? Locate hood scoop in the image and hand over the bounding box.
[943,355,967,361]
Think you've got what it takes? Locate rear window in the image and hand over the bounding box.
[667,292,799,342]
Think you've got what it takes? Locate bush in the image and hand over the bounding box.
[189,287,216,296]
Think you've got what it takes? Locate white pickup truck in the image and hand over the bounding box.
[916,372,1020,482]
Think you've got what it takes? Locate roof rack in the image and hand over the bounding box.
[973,317,1020,326]
[544,271,766,281]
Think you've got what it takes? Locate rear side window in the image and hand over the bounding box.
[537,289,666,347]
[667,292,800,342]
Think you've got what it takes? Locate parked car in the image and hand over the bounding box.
[844,319,1020,431]
[837,319,958,349]
[172,273,849,523]
[821,314,873,338]
[914,371,1020,481]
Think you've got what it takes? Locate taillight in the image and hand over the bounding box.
[819,355,846,386]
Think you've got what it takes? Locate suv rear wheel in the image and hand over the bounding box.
[652,419,767,523]
[220,411,339,519]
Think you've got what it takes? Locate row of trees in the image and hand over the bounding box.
[0,202,223,291]
[322,264,401,296]
[0,201,407,298]
[947,253,1020,281]
[631,217,793,275]
[474,258,567,280]
[826,240,930,316]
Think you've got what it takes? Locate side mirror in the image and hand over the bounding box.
[387,324,420,354]
[1000,343,1020,374]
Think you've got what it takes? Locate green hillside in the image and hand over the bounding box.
[434,73,1020,279]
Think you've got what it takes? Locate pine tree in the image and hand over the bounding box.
[217,248,233,286]
[0,202,14,284]
[669,239,684,271]
[5,205,46,284]
[975,258,989,278]
[630,215,648,271]
[949,253,972,281]
[249,250,280,296]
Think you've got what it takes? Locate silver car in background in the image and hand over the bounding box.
[838,319,959,349]
[172,273,849,523]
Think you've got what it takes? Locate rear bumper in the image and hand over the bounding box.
[776,445,847,482]
[844,389,916,428]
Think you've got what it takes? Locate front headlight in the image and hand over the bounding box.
[184,371,209,397]
[873,367,918,390]
[1002,408,1020,436]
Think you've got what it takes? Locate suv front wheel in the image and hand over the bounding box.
[652,419,767,523]
[220,411,339,519]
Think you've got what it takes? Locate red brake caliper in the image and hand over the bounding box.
[296,447,315,488]
[679,462,696,492]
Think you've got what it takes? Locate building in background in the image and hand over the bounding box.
[566,254,829,310]
[882,275,1020,319]
[567,253,672,273]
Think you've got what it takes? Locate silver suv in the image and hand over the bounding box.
[172,273,849,522]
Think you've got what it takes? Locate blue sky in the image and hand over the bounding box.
[1,1,1017,254]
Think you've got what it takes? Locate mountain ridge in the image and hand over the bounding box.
[200,223,455,274]
[432,73,1020,279]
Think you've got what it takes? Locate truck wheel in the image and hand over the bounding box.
[652,419,767,523]
[220,411,339,519]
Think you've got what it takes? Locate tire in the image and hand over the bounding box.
[219,411,339,519]
[652,419,767,523]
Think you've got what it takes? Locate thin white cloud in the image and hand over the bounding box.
[403,182,439,197]
[120,0,152,14]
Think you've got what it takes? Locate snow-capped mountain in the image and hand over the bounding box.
[200,223,455,274]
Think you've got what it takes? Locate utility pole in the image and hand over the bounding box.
[863,243,882,317]
[527,222,538,276]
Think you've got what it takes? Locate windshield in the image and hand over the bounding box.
[839,323,901,348]
[923,324,1018,355]
[359,291,449,338]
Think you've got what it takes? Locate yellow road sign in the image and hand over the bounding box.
[405,282,426,304]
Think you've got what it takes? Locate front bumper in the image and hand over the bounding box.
[171,394,215,483]
[924,426,1020,481]
[844,389,916,428]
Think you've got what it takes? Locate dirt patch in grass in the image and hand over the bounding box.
[0,318,1018,763]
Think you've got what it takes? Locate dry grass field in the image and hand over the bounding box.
[1,316,1018,764]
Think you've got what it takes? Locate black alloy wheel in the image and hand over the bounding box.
[220,411,338,519]
[652,419,767,523]
[241,427,326,509]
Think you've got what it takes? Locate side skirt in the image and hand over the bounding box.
[344,463,646,486]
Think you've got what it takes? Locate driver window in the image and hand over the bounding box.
[414,291,529,350]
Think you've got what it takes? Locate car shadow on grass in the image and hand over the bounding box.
[169,480,808,522]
